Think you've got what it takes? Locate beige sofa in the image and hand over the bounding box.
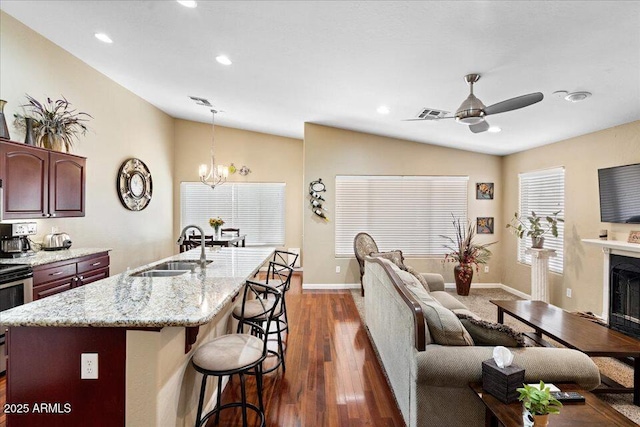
[363,256,601,427]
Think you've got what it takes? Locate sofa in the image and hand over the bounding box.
[363,256,601,427]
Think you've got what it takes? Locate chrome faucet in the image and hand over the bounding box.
[177,225,208,267]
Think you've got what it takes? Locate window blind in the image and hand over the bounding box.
[518,168,565,273]
[335,175,469,257]
[180,182,285,246]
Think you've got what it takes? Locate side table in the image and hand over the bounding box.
[469,382,636,427]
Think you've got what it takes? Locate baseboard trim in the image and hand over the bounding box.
[302,283,361,290]
[444,282,531,300]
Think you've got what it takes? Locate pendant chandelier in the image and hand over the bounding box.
[199,109,228,189]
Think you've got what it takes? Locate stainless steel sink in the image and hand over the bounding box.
[130,260,212,278]
[133,270,190,278]
[153,260,212,270]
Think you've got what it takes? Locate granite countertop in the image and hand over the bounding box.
[0,247,275,328]
[0,248,111,266]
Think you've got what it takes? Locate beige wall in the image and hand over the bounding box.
[172,119,303,251]
[1,12,175,274]
[502,120,640,312]
[303,123,503,285]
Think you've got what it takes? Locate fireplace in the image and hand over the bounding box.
[609,254,640,339]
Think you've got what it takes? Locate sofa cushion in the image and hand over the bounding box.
[430,291,469,311]
[422,302,474,346]
[456,313,527,347]
[403,284,473,346]
[370,250,406,270]
[404,265,432,291]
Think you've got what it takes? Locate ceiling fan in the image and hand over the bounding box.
[407,74,544,133]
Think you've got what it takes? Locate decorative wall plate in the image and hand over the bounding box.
[117,158,152,211]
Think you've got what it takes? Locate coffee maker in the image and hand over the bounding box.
[0,222,37,258]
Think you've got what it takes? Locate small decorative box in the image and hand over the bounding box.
[482,359,525,403]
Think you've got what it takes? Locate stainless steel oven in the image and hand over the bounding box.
[0,263,33,374]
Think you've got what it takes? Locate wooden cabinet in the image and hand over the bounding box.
[32,252,110,300]
[0,140,86,219]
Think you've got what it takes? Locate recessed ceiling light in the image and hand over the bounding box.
[488,126,501,133]
[552,90,569,99]
[177,0,197,8]
[216,55,232,66]
[565,91,592,103]
[377,105,390,115]
[94,33,113,44]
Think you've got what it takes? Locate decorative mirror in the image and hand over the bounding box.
[117,158,153,211]
[310,179,326,193]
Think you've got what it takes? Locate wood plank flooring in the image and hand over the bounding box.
[0,274,404,426]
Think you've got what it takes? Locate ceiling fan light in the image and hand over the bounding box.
[564,91,592,103]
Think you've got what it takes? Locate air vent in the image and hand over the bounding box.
[416,108,449,120]
[189,96,212,107]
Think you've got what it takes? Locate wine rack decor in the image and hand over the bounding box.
[309,178,328,220]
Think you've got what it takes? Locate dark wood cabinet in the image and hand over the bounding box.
[32,252,110,300]
[0,140,86,219]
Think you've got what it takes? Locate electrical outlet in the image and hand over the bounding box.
[566,288,572,298]
[484,266,489,273]
[335,266,341,274]
[81,353,99,380]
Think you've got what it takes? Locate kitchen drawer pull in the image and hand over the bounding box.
[91,262,101,266]
[50,271,63,276]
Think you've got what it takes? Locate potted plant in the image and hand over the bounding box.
[442,216,495,296]
[14,94,91,152]
[517,381,563,426]
[506,211,563,249]
[209,217,225,239]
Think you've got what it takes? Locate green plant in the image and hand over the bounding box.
[209,217,225,228]
[517,381,563,415]
[506,211,563,239]
[14,94,91,151]
[442,216,496,281]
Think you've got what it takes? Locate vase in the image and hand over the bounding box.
[0,99,10,140]
[533,413,549,427]
[39,133,66,152]
[214,227,221,240]
[454,264,473,296]
[531,236,545,249]
[24,117,36,146]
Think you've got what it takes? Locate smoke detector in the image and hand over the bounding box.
[564,91,592,103]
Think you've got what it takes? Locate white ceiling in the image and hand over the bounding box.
[2,1,639,155]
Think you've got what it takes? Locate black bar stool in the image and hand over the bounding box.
[191,281,281,427]
[233,261,293,374]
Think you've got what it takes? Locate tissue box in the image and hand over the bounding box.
[482,359,525,403]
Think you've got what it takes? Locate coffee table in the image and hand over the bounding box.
[469,382,637,427]
[492,300,640,405]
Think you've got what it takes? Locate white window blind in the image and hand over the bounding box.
[180,182,285,246]
[335,175,469,257]
[518,168,565,273]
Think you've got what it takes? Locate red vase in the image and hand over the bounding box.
[454,264,473,296]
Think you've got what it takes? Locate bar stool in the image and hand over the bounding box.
[233,261,293,374]
[191,282,281,427]
[269,250,298,330]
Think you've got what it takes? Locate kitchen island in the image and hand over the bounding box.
[0,246,275,427]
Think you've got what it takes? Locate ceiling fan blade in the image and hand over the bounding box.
[484,92,543,116]
[469,120,490,133]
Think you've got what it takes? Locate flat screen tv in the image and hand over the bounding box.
[598,163,640,224]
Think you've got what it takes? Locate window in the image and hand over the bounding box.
[518,168,565,273]
[180,182,285,246]
[335,175,469,257]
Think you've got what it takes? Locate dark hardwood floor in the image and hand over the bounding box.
[0,274,404,426]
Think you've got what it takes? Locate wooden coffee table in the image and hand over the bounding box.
[492,300,640,405]
[470,382,637,426]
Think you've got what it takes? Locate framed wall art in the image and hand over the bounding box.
[476,182,494,200]
[477,217,495,234]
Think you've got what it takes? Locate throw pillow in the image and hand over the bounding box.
[404,265,431,292]
[403,284,473,346]
[370,250,406,270]
[456,313,527,347]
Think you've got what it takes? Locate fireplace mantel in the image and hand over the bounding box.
[582,239,640,254]
[583,239,640,321]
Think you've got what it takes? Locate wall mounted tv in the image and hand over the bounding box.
[598,163,640,224]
